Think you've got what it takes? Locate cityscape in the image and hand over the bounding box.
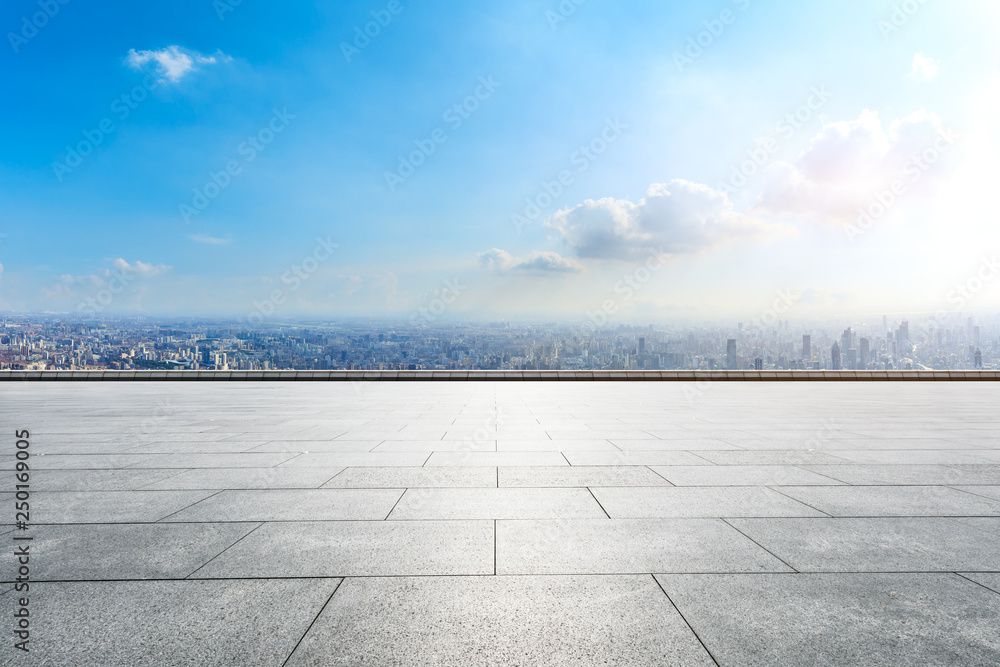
[1,313,995,372]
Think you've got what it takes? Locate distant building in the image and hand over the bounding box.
[859,338,870,370]
[753,358,763,371]
[802,335,811,360]
[847,348,857,371]
[897,321,909,342]
[831,342,842,370]
[727,339,737,370]
[975,349,983,369]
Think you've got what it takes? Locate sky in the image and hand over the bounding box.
[1,0,999,325]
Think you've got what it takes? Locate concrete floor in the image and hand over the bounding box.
[2,382,1000,665]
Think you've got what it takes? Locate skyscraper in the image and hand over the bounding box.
[842,328,853,355]
[831,342,841,370]
[859,338,870,370]
[727,339,737,370]
[975,349,983,369]
[847,348,857,371]
[802,335,811,360]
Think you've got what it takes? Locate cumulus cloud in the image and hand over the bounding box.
[111,259,170,278]
[756,109,958,224]
[546,179,768,261]
[189,234,231,245]
[478,248,583,273]
[125,46,229,83]
[911,54,940,82]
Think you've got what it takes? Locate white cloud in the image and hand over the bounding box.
[111,258,171,278]
[756,109,957,224]
[125,46,228,83]
[911,54,940,82]
[478,248,583,273]
[189,234,231,245]
[546,179,768,261]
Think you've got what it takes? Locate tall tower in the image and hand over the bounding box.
[859,338,870,370]
[727,339,737,371]
[831,342,841,371]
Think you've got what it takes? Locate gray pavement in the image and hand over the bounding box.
[2,382,1000,665]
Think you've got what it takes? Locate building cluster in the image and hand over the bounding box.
[0,314,995,371]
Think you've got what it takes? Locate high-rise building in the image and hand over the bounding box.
[897,321,909,342]
[831,342,842,370]
[727,339,737,370]
[842,328,853,355]
[975,349,983,369]
[802,335,811,360]
[847,348,857,370]
[638,337,645,355]
[753,358,763,371]
[859,338,870,370]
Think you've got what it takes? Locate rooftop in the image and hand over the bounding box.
[3,381,1000,665]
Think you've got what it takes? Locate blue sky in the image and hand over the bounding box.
[2,0,999,322]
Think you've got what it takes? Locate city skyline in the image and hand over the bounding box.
[3,312,994,372]
[2,1,1000,319]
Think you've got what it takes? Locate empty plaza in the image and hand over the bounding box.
[3,381,1000,665]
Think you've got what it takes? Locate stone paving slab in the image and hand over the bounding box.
[387,488,608,520]
[802,464,1000,485]
[143,467,346,490]
[961,573,1000,594]
[0,490,216,524]
[497,519,793,575]
[953,486,1000,501]
[1,523,259,581]
[321,466,498,488]
[730,517,1000,572]
[651,465,844,486]
[591,487,826,518]
[28,469,189,491]
[0,579,341,666]
[163,489,406,522]
[499,465,672,487]
[194,520,495,578]
[284,575,715,667]
[425,451,569,467]
[278,452,431,467]
[563,451,711,466]
[656,573,1000,666]
[775,485,1000,517]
